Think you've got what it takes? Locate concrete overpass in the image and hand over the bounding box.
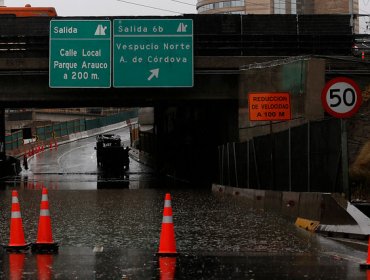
[0,14,367,184]
[0,14,356,108]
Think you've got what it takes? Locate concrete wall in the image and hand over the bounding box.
[238,58,325,142]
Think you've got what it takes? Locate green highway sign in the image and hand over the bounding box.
[113,19,193,88]
[49,20,111,88]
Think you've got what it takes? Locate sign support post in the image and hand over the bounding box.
[321,77,362,199]
[341,119,350,200]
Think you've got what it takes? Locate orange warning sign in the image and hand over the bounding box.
[248,92,291,121]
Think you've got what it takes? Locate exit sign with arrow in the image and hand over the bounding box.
[113,19,193,88]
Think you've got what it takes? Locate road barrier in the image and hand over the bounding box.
[158,193,177,256]
[4,190,30,251]
[31,187,58,253]
[213,184,370,238]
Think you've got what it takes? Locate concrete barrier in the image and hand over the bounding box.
[212,183,370,238]
[298,192,323,221]
[281,191,300,218]
[265,191,282,212]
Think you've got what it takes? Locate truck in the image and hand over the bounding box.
[95,134,130,171]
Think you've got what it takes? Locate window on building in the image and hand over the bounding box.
[198,0,245,12]
[291,0,296,14]
[274,0,286,14]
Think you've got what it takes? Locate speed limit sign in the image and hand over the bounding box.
[321,77,362,118]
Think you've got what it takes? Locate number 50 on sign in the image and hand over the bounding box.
[321,77,362,118]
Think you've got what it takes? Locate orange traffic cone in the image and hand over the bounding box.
[9,253,26,280]
[37,254,53,280]
[360,235,370,269]
[362,51,365,61]
[4,190,30,251]
[158,193,177,255]
[159,257,176,280]
[31,187,58,253]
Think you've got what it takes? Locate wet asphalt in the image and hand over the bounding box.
[0,127,368,279]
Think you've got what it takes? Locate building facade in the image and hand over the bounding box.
[197,0,358,15]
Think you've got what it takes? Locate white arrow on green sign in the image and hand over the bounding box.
[113,19,193,88]
[49,20,111,88]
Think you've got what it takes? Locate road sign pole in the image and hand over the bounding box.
[341,119,350,200]
[321,77,362,200]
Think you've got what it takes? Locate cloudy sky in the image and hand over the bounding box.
[7,0,197,16]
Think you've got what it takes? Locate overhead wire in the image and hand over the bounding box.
[170,0,196,6]
[116,0,183,14]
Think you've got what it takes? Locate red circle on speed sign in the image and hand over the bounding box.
[321,77,362,118]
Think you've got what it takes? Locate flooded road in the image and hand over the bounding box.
[0,126,368,279]
[0,189,315,252]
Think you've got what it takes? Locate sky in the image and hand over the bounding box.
[7,0,197,16]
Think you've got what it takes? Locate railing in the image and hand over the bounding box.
[5,109,138,154]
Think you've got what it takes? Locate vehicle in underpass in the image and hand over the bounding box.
[95,134,130,171]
